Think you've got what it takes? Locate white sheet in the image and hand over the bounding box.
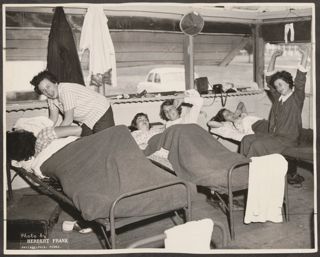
[210,125,246,141]
[31,136,78,178]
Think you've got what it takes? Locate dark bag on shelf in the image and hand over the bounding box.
[195,77,209,94]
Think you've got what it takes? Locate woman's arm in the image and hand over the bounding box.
[49,106,59,126]
[184,89,204,123]
[293,46,310,105]
[265,50,283,102]
[35,126,81,156]
[234,102,247,117]
[298,46,310,69]
[54,125,82,138]
[207,120,224,128]
[60,109,75,127]
[267,49,283,73]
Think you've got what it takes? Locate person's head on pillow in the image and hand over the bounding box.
[211,108,239,122]
[213,108,238,123]
[7,130,36,161]
[160,99,183,121]
[130,113,151,132]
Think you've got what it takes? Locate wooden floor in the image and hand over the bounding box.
[5,164,315,253]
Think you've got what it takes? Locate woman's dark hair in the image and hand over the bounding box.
[159,99,182,121]
[269,71,294,89]
[7,130,37,161]
[211,108,227,122]
[130,113,150,131]
[30,70,58,95]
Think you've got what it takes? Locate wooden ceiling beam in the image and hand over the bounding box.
[5,6,312,25]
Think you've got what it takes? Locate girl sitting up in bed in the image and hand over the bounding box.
[241,46,310,158]
[207,102,262,135]
[160,89,204,128]
[240,47,310,185]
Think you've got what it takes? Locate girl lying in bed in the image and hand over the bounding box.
[129,113,164,150]
[207,102,262,136]
[7,127,80,177]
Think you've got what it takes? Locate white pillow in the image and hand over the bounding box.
[13,116,53,136]
[210,126,246,142]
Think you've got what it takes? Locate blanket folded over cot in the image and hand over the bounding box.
[144,124,250,191]
[41,125,189,221]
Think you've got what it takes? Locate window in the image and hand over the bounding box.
[194,37,254,90]
[147,73,154,82]
[154,73,161,83]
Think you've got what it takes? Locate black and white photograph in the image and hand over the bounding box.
[3,0,318,255]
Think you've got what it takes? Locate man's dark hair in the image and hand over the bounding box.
[130,113,150,131]
[30,70,58,95]
[211,108,227,122]
[159,99,182,121]
[7,130,37,161]
[269,70,294,89]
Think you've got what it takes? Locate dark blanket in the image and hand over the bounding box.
[144,124,250,191]
[41,125,188,221]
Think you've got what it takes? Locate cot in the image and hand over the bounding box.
[144,124,252,240]
[145,124,290,240]
[209,123,314,165]
[209,125,313,221]
[210,124,314,187]
[8,164,192,249]
[7,126,193,249]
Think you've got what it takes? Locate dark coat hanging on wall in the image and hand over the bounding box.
[47,7,85,85]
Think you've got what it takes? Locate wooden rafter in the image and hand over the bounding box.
[218,36,250,66]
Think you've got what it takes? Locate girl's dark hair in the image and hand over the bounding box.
[159,99,182,121]
[7,130,37,161]
[269,70,294,89]
[30,70,58,95]
[130,113,150,131]
[211,108,227,122]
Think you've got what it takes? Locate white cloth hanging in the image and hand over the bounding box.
[284,23,295,44]
[244,154,288,224]
[79,6,117,93]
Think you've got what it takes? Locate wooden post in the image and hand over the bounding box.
[183,35,195,90]
[253,24,265,88]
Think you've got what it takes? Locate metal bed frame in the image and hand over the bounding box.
[7,164,192,249]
